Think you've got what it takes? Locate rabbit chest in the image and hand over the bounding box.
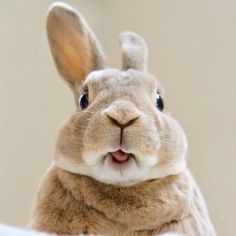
[31,167,195,235]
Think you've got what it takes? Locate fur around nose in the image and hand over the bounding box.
[104,100,141,128]
[107,114,139,129]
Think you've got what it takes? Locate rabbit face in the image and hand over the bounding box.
[54,68,187,185]
[47,3,187,185]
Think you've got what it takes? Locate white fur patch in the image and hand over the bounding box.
[82,150,186,185]
[84,154,149,185]
[54,154,90,176]
[148,158,186,180]
[54,151,186,185]
[83,150,153,185]
[0,224,50,236]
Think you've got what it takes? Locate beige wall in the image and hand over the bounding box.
[0,1,235,235]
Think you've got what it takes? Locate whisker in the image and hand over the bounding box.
[83,110,95,115]
[86,163,101,167]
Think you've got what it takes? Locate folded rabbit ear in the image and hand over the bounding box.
[120,31,148,72]
[47,3,107,88]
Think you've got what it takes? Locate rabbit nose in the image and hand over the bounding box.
[107,114,139,129]
[104,100,141,128]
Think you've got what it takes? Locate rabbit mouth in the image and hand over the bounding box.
[106,150,135,169]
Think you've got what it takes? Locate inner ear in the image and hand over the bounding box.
[47,3,107,88]
[120,31,148,72]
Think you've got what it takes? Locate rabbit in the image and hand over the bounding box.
[29,2,216,236]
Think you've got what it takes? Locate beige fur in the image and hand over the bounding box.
[29,2,216,236]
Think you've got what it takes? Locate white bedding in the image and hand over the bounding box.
[0,224,185,236]
[0,225,50,236]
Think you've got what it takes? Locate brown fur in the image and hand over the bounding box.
[29,3,216,236]
[30,167,214,235]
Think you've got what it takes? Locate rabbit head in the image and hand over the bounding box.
[47,3,187,185]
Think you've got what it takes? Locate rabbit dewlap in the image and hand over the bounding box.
[29,3,216,236]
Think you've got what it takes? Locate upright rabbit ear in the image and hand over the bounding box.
[47,3,107,91]
[120,31,148,72]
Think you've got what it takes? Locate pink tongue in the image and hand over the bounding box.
[111,150,129,162]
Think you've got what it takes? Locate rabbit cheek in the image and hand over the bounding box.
[160,116,187,163]
[52,114,92,175]
[146,116,188,179]
[82,116,119,151]
[123,115,160,153]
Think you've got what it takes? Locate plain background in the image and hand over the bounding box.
[0,0,235,235]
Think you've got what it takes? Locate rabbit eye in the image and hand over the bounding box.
[79,93,89,110]
[156,92,164,111]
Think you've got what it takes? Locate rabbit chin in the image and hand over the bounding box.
[54,149,186,186]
